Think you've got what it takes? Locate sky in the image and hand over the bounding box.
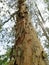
[0,0,15,55]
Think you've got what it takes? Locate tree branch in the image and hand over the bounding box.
[35,12,49,41]
[34,1,49,41]
[2,11,17,25]
[35,2,46,23]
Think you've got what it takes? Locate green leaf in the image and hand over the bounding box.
[3,58,8,63]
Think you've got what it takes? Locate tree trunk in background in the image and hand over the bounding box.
[9,0,47,65]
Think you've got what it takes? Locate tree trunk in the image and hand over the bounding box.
[9,0,47,65]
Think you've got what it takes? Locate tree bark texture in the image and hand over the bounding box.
[9,0,47,65]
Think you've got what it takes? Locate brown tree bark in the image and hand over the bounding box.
[9,0,47,65]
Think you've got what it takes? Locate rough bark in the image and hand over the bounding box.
[9,0,47,65]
